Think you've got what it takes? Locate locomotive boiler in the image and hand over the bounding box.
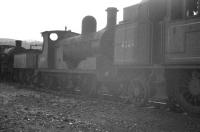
[11,0,200,115]
[33,7,118,94]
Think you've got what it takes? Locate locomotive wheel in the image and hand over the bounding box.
[127,79,148,106]
[174,70,200,115]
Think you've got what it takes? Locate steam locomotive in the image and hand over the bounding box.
[2,0,200,115]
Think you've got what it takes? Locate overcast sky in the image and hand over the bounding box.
[0,0,141,41]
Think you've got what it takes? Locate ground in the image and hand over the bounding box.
[0,83,200,132]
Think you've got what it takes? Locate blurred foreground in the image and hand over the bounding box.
[0,83,200,132]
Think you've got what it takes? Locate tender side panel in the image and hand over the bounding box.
[14,54,26,68]
[114,22,151,65]
[14,53,38,68]
[165,20,200,64]
[26,53,38,68]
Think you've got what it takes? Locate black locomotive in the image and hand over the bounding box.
[4,0,200,115]
[0,40,27,81]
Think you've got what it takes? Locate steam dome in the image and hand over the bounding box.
[81,16,97,34]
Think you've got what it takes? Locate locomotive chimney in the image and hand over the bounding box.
[15,40,22,47]
[106,7,118,28]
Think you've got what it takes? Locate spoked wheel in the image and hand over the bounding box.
[127,79,148,106]
[174,70,200,115]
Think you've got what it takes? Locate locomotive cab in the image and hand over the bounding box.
[38,30,79,69]
[164,0,200,64]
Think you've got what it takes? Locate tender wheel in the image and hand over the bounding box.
[127,79,148,106]
[174,70,200,114]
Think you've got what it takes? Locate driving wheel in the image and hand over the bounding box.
[174,70,200,115]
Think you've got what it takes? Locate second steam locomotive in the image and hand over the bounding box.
[3,0,200,115]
